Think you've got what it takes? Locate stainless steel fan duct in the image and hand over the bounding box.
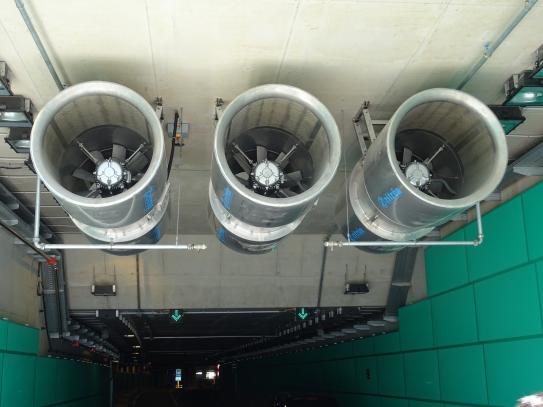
[337,88,508,252]
[209,84,341,254]
[30,81,169,247]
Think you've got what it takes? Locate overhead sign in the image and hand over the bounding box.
[169,309,183,323]
[297,307,309,320]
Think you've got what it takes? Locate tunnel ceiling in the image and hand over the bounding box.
[70,307,387,366]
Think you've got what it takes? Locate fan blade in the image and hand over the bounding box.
[90,150,105,163]
[286,170,302,182]
[277,188,298,198]
[402,147,413,166]
[112,144,126,161]
[283,170,303,187]
[85,184,101,198]
[236,172,249,181]
[233,153,252,174]
[126,153,149,172]
[256,146,267,162]
[277,144,298,169]
[72,168,95,182]
[430,179,457,195]
[297,182,308,192]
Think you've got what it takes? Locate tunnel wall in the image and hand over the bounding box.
[229,181,543,407]
[0,319,110,407]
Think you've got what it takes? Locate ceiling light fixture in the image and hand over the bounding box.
[4,127,31,154]
[0,95,32,127]
[504,71,543,107]
[488,105,526,134]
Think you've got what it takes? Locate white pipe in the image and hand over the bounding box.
[39,243,207,251]
[324,202,484,248]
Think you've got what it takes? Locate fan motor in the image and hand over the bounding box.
[252,160,285,192]
[95,158,129,190]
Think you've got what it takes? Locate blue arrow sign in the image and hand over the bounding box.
[170,309,182,322]
[297,307,309,320]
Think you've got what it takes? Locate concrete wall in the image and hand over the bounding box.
[0,228,41,326]
[63,233,401,309]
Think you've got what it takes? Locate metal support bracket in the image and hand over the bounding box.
[352,101,388,157]
[214,98,224,122]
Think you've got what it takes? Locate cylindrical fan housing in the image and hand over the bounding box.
[30,81,169,245]
[209,84,341,253]
[337,88,507,252]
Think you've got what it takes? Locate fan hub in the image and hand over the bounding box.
[96,158,125,189]
[253,160,284,190]
[405,161,430,188]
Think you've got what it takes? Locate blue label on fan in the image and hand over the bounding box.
[152,225,161,241]
[143,185,155,212]
[377,187,402,209]
[348,227,365,241]
[217,227,226,242]
[221,186,233,210]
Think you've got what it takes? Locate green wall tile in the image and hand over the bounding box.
[475,264,542,341]
[352,337,374,356]
[466,196,528,281]
[399,300,433,350]
[425,229,468,295]
[438,345,487,405]
[381,397,409,407]
[431,286,478,346]
[1,354,36,407]
[409,401,443,407]
[0,321,6,351]
[355,357,378,393]
[522,181,543,261]
[359,395,380,407]
[374,332,400,354]
[6,322,38,354]
[0,353,3,404]
[333,358,357,393]
[34,357,58,406]
[536,260,543,324]
[377,354,405,397]
[332,342,354,359]
[404,350,440,399]
[485,337,543,407]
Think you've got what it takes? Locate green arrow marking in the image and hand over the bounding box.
[171,309,182,322]
[297,307,309,320]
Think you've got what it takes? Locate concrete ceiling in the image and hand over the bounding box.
[1,0,542,238]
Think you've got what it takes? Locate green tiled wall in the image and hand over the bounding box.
[0,319,109,407]
[231,182,543,407]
